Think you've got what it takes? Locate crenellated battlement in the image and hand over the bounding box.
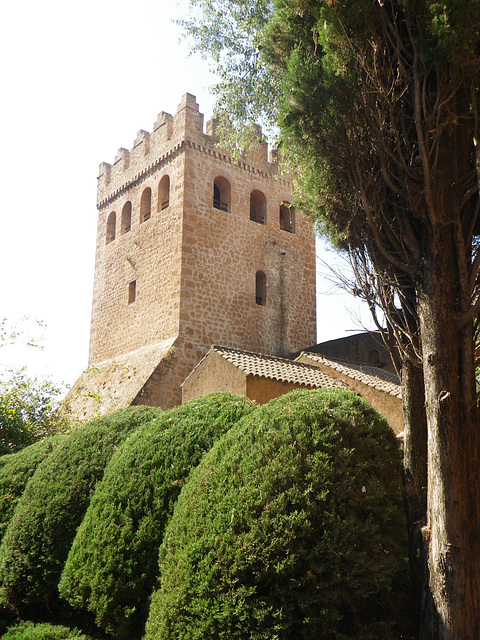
[97,93,285,207]
[153,112,173,137]
[80,90,317,419]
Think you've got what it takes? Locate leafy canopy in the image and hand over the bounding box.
[183,0,480,230]
[179,0,276,139]
[0,370,70,456]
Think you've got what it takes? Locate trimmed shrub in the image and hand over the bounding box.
[1,621,97,639]
[59,393,254,640]
[145,389,414,640]
[0,586,16,635]
[0,436,65,543]
[0,406,162,614]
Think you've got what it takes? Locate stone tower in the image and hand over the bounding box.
[67,94,316,420]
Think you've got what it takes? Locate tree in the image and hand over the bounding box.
[0,318,69,455]
[0,370,69,455]
[181,1,480,637]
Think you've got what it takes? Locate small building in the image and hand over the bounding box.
[182,346,403,436]
[295,352,403,435]
[182,345,346,407]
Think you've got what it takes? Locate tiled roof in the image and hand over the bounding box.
[298,352,401,398]
[212,346,346,389]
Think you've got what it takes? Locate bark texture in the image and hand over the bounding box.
[417,225,480,639]
[402,358,428,628]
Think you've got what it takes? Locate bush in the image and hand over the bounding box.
[0,370,70,456]
[0,406,162,614]
[59,393,254,640]
[1,621,97,639]
[145,389,414,640]
[0,436,65,543]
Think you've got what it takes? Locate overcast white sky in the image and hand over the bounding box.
[0,0,374,389]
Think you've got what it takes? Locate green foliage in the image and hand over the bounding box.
[59,393,254,640]
[0,621,96,640]
[0,371,71,456]
[414,0,480,65]
[178,0,279,148]
[0,436,65,543]
[145,389,414,640]
[0,406,162,614]
[181,0,480,241]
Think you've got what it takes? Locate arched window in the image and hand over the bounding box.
[280,203,295,233]
[106,211,116,244]
[121,201,132,235]
[140,188,152,223]
[213,176,231,212]
[255,271,266,306]
[158,175,170,210]
[368,348,380,366]
[250,190,267,224]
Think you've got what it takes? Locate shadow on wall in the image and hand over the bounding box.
[307,331,395,374]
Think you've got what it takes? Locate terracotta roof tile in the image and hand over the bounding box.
[298,352,401,398]
[212,346,346,389]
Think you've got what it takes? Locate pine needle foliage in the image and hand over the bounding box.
[182,2,480,632]
[0,436,65,544]
[1,621,97,640]
[0,406,162,614]
[58,393,254,640]
[145,389,414,640]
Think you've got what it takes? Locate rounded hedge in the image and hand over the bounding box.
[58,393,254,640]
[0,406,162,613]
[0,436,65,544]
[1,621,97,639]
[145,389,413,640]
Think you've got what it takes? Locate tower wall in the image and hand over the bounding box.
[89,98,196,363]
[180,139,316,358]
[83,93,316,414]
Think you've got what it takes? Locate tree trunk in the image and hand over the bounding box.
[416,225,480,639]
[401,358,428,631]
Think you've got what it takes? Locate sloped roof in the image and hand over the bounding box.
[298,352,401,398]
[210,346,346,389]
[63,338,177,422]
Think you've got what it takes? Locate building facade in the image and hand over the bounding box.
[67,94,317,420]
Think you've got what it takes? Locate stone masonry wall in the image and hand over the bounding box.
[82,93,317,413]
[180,133,317,359]
[89,106,190,363]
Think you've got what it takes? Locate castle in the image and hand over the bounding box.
[66,94,318,421]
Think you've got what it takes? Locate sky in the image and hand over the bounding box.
[0,0,375,389]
